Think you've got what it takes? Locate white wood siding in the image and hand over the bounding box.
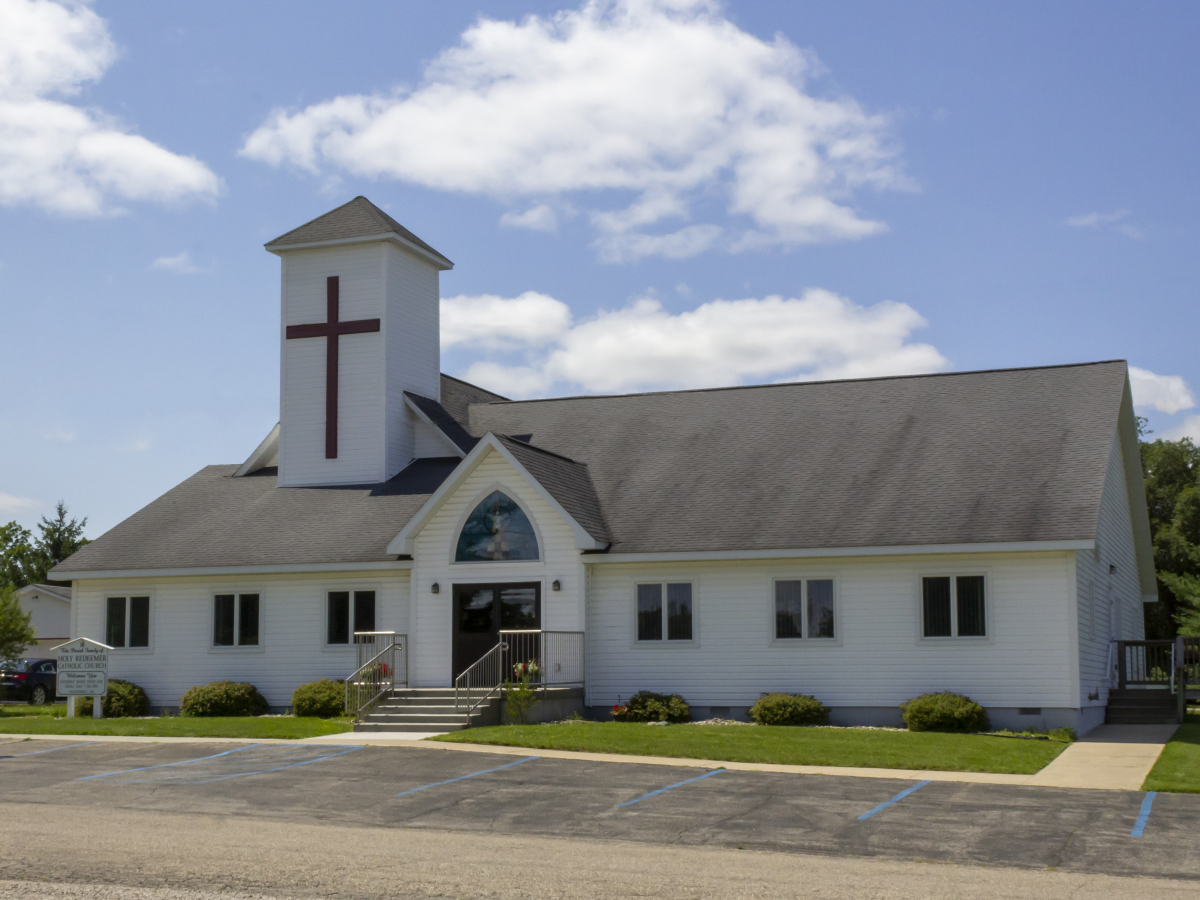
[409,450,584,686]
[72,571,410,707]
[383,242,441,479]
[279,244,387,486]
[19,590,71,642]
[413,415,460,458]
[1076,431,1146,706]
[586,551,1076,709]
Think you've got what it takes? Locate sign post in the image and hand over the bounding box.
[53,638,111,718]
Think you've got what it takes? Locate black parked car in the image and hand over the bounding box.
[0,658,63,705]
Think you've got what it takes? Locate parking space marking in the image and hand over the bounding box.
[615,768,724,809]
[1,741,97,759]
[78,743,363,785]
[857,780,932,821]
[1132,791,1157,837]
[395,756,539,796]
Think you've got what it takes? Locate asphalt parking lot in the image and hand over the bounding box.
[3,736,1199,881]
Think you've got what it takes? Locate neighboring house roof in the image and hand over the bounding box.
[264,196,452,268]
[52,459,459,575]
[17,583,71,601]
[51,361,1141,577]
[466,361,1133,555]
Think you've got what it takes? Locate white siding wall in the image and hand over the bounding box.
[413,414,461,459]
[1076,431,1146,707]
[19,591,71,642]
[384,242,441,479]
[279,244,387,486]
[72,570,411,708]
[586,551,1076,710]
[410,450,584,686]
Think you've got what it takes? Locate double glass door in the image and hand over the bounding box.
[452,583,540,678]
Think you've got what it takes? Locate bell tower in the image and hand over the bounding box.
[264,196,453,487]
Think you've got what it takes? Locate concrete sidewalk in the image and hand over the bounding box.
[1024,723,1178,790]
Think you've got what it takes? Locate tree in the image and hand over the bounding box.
[0,502,90,591]
[0,585,37,661]
[1140,437,1200,638]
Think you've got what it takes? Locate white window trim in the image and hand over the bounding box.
[103,591,154,653]
[769,575,842,646]
[209,589,265,653]
[632,579,697,647]
[446,481,546,567]
[916,572,992,643]
[323,583,383,650]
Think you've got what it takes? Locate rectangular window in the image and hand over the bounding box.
[636,582,693,642]
[214,593,259,647]
[106,596,150,648]
[774,579,835,640]
[327,590,379,644]
[922,575,986,638]
[106,597,126,648]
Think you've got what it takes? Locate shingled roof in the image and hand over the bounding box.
[264,196,452,268]
[466,361,1135,555]
[53,361,1141,576]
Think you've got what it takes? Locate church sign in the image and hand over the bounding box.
[54,638,110,697]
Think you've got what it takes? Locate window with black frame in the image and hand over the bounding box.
[327,590,377,644]
[922,576,986,638]
[213,593,260,647]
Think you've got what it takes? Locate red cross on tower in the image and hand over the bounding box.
[285,276,380,459]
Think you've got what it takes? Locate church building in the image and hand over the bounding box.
[51,196,1157,735]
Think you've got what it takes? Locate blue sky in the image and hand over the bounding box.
[2,0,1198,537]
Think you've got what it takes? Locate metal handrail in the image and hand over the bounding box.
[500,629,585,690]
[345,632,406,721]
[454,640,507,715]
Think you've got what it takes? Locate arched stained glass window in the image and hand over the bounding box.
[455,491,540,562]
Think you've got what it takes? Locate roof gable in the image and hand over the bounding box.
[264,196,453,269]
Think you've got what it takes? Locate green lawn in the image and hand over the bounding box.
[0,711,354,739]
[432,722,1070,774]
[1143,715,1200,793]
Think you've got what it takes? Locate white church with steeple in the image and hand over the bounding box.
[52,196,1157,735]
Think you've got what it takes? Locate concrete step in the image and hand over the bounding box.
[354,720,472,733]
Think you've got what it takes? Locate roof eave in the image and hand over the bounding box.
[265,232,454,270]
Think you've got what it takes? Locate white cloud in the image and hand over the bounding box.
[150,250,201,274]
[500,204,559,232]
[1164,415,1200,443]
[241,0,906,260]
[1066,209,1143,239]
[0,492,42,514]
[0,0,221,215]
[442,291,574,350]
[1129,366,1195,415]
[446,288,946,397]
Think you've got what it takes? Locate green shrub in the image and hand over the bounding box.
[73,679,150,718]
[292,679,344,718]
[748,693,829,726]
[180,681,270,717]
[612,690,691,723]
[900,692,990,733]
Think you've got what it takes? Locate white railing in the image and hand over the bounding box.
[345,632,406,721]
[453,630,584,716]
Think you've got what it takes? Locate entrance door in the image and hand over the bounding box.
[452,583,541,679]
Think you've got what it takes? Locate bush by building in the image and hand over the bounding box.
[291,679,345,718]
[900,692,990,733]
[180,681,270,717]
[748,693,829,726]
[73,679,149,718]
[612,690,691,723]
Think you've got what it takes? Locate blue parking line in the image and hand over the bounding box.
[76,744,264,781]
[2,741,96,758]
[1132,791,1157,837]
[615,768,724,809]
[167,746,363,784]
[857,780,932,821]
[395,756,539,796]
